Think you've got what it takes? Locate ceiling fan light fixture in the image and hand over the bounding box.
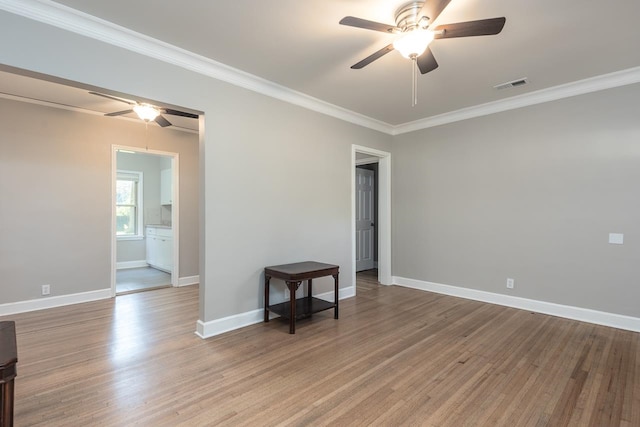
[393,29,434,58]
[133,104,160,122]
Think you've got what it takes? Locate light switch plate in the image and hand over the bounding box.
[609,233,624,245]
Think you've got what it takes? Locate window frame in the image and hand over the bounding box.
[116,170,144,241]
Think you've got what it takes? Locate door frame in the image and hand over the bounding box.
[111,145,180,297]
[351,145,392,289]
[355,167,376,272]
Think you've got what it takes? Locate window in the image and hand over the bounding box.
[116,171,143,239]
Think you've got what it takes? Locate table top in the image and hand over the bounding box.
[0,321,17,368]
[265,261,339,280]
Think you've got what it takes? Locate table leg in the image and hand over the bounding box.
[1,380,14,427]
[307,279,313,314]
[287,281,301,334]
[264,275,271,323]
[333,273,339,319]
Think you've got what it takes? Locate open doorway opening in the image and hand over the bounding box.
[352,145,392,291]
[113,146,179,295]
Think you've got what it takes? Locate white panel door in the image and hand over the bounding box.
[356,168,375,272]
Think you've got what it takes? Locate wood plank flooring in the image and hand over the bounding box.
[1,271,639,426]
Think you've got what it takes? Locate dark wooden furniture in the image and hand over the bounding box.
[264,261,339,334]
[0,321,17,427]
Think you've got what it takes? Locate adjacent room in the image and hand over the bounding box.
[0,0,639,425]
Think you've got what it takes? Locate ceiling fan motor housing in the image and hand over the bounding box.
[395,1,428,31]
[339,0,506,77]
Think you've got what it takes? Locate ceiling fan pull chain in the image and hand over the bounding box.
[145,121,149,151]
[412,56,418,107]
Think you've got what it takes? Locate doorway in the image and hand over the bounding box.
[112,146,180,295]
[355,163,377,272]
[352,145,391,290]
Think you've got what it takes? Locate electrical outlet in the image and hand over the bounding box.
[506,278,514,289]
[42,284,50,296]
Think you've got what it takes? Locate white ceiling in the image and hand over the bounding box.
[3,0,640,130]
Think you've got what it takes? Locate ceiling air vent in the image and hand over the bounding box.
[494,78,528,90]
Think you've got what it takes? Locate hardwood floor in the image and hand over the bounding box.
[1,272,639,426]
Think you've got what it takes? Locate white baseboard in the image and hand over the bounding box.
[178,275,199,287]
[196,285,355,339]
[0,288,112,316]
[284,285,356,301]
[316,285,356,301]
[195,309,272,339]
[393,276,640,333]
[116,260,148,270]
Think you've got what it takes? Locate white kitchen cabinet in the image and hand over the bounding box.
[160,168,173,205]
[146,226,173,273]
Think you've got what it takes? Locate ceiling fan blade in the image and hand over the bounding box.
[89,91,136,105]
[339,16,398,33]
[351,44,395,69]
[162,108,199,119]
[417,47,439,74]
[155,115,172,127]
[105,109,134,117]
[419,0,452,27]
[433,17,506,39]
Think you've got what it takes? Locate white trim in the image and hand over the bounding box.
[2,1,638,136]
[110,146,117,297]
[355,157,379,166]
[352,145,392,289]
[178,275,199,287]
[0,288,111,316]
[116,235,144,241]
[171,156,180,288]
[0,0,391,135]
[392,276,640,333]
[116,260,148,270]
[315,285,356,302]
[392,66,640,135]
[0,92,198,134]
[283,285,356,301]
[196,310,267,339]
[196,286,355,339]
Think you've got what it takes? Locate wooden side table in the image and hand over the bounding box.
[0,321,17,427]
[264,261,339,334]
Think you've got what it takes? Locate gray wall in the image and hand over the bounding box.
[392,84,640,318]
[0,11,392,322]
[202,92,392,318]
[0,98,199,304]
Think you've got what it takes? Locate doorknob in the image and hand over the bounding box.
[371,222,375,226]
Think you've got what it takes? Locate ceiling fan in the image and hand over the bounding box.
[340,0,506,105]
[89,91,198,127]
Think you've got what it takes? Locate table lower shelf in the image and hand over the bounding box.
[267,297,335,320]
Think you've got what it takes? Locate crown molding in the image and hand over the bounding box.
[0,91,199,134]
[0,0,393,134]
[2,0,640,137]
[392,66,640,135]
